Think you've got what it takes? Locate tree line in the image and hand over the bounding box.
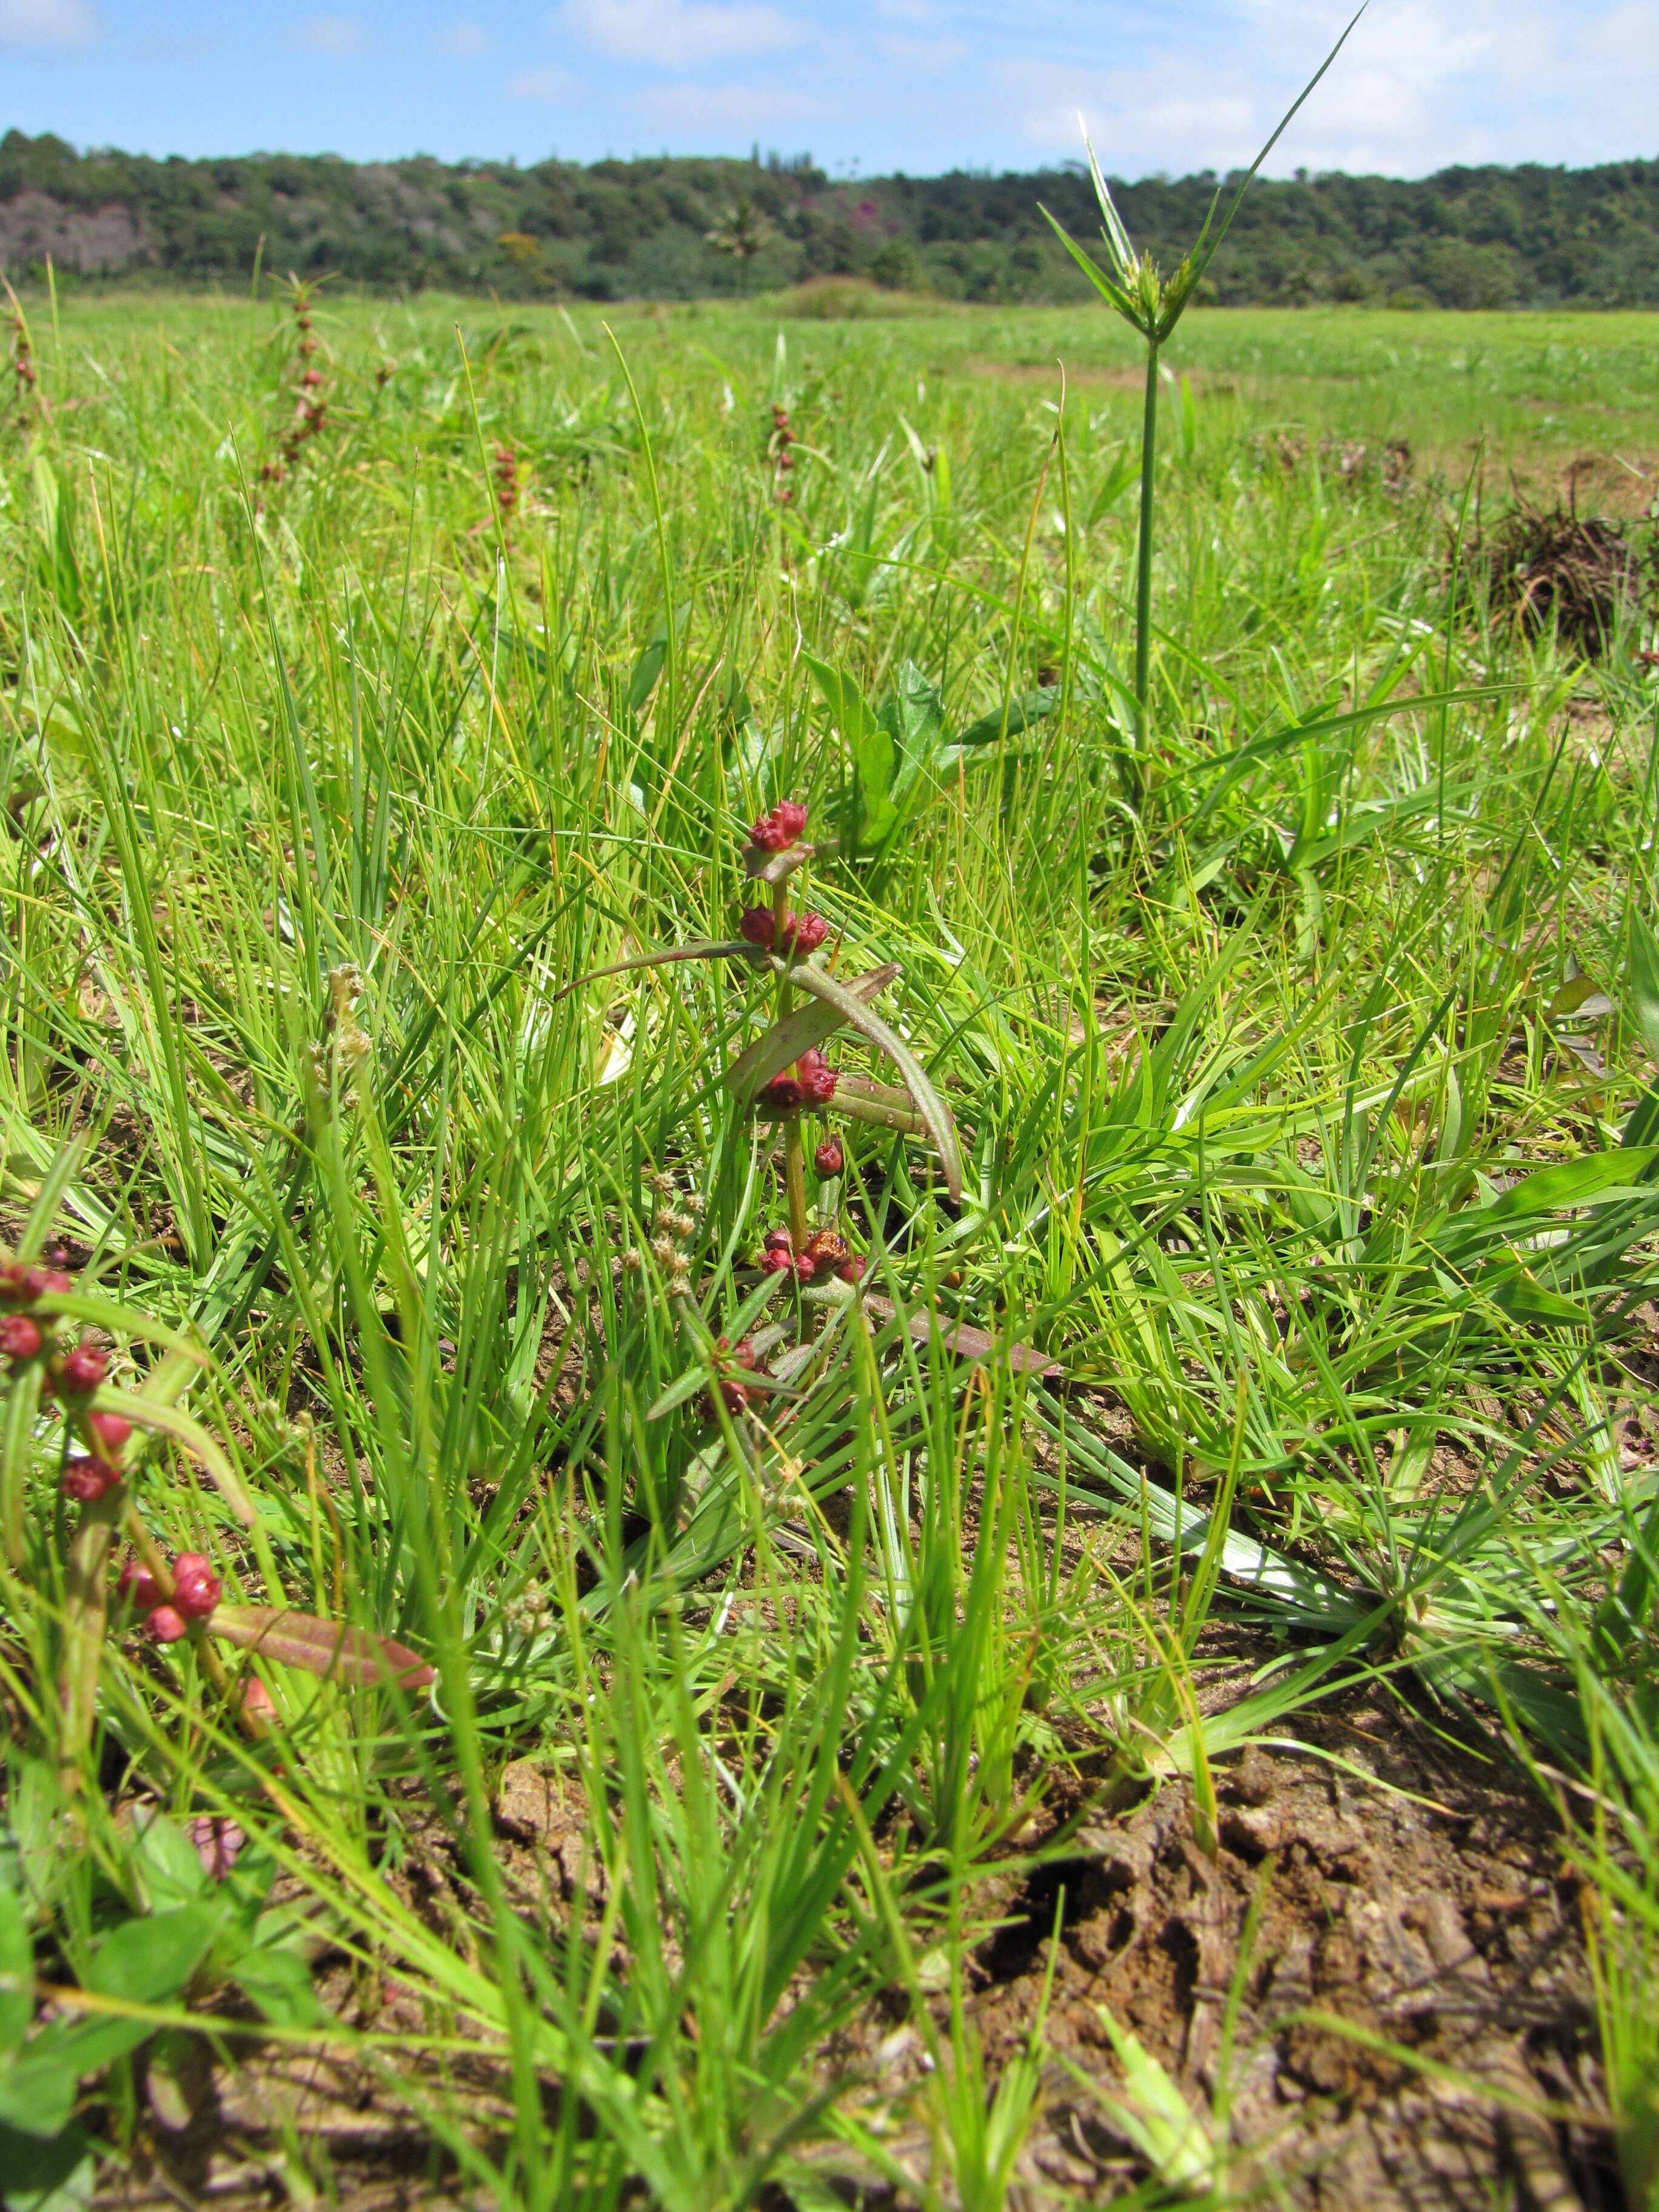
[2,129,1656,309]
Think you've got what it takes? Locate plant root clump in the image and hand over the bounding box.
[1474,497,1657,657]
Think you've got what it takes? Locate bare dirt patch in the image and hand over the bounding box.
[820,1684,1610,2208]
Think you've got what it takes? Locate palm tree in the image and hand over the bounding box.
[705,196,771,295]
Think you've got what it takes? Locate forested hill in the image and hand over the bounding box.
[2,129,1657,308]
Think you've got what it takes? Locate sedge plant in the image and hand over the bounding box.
[1042,7,1362,798]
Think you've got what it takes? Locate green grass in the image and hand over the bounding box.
[2,289,1659,2206]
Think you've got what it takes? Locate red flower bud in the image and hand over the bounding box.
[748,799,809,852]
[737,907,777,949]
[719,1378,750,1415]
[796,1048,838,1105]
[837,1255,866,1284]
[171,1553,223,1620]
[814,1137,844,1178]
[793,1250,817,1282]
[240,1676,276,1723]
[58,1341,107,1395]
[762,1246,795,1275]
[61,1457,119,1503]
[118,1558,161,1612]
[760,1076,803,1112]
[0,1315,42,1360]
[730,1337,756,1367]
[147,1605,188,1643]
[89,1410,131,1461]
[789,911,828,954]
[763,1227,793,1251]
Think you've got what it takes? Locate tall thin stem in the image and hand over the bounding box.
[1134,340,1160,774]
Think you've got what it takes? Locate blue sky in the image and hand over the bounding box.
[1,0,1652,179]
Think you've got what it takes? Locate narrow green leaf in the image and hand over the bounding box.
[1037,206,1146,329]
[86,1389,255,1528]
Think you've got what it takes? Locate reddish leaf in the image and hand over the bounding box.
[209,1605,434,1690]
[863,1295,1060,1378]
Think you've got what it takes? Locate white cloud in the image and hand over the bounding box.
[290,13,367,56]
[555,0,805,69]
[876,32,968,70]
[987,0,1659,179]
[508,63,575,98]
[633,74,823,130]
[437,19,489,55]
[0,0,97,47]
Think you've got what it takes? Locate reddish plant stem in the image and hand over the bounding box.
[774,875,811,1257]
[59,1487,124,1795]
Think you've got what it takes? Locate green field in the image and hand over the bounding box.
[2,293,1659,2207]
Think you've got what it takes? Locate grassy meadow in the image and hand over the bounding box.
[2,286,1659,2208]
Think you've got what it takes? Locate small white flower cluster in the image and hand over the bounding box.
[622,1169,703,1301]
[502,1584,551,1639]
[308,963,371,1101]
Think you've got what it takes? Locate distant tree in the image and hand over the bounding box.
[705,196,771,293]
[871,237,920,291]
[2,131,1658,309]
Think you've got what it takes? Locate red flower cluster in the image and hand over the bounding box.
[2,1254,138,1501]
[770,402,796,503]
[761,1046,838,1114]
[494,442,520,526]
[760,1225,863,1284]
[707,1333,757,1417]
[748,800,808,853]
[737,905,828,957]
[119,1550,221,1643]
[0,1259,71,1310]
[261,290,328,484]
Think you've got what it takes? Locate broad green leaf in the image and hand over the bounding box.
[0,1892,32,2055]
[725,964,899,1104]
[628,634,665,712]
[782,964,963,1203]
[1627,915,1659,1061]
[0,2120,92,2211]
[89,1903,227,2006]
[130,1812,209,1914]
[1482,1149,1657,1225]
[209,1606,434,1689]
[884,661,945,809]
[230,1945,326,2029]
[0,2012,158,2137]
[953,688,1057,751]
[803,652,896,848]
